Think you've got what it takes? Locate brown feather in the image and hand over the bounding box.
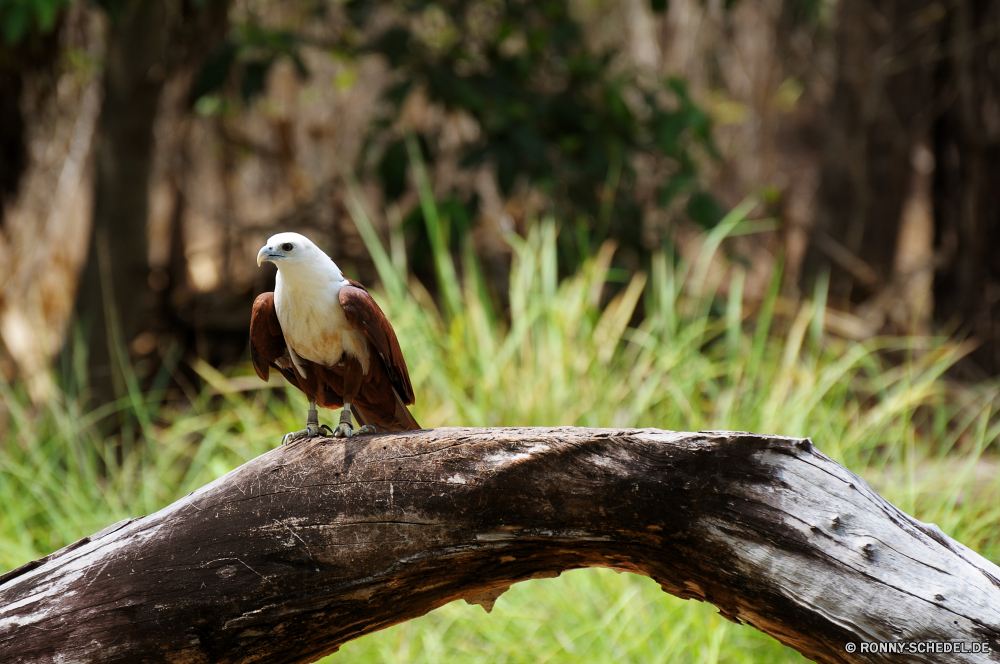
[353,387,421,432]
[250,293,281,381]
[339,281,416,404]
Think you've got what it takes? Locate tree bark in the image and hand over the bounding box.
[1,428,998,664]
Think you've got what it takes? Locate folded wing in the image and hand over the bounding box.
[250,292,283,382]
[339,281,416,405]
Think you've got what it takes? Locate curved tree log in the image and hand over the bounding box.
[1,428,998,663]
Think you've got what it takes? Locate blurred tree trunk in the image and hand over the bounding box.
[932,0,1000,376]
[75,0,230,406]
[805,0,1000,374]
[76,0,171,404]
[805,0,940,300]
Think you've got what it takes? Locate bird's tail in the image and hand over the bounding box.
[354,387,422,432]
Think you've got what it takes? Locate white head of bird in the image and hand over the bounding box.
[256,232,356,367]
[256,232,343,280]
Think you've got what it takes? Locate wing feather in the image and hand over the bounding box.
[250,293,286,381]
[339,281,415,405]
[353,386,422,432]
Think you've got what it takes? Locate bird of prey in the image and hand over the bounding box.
[251,232,421,443]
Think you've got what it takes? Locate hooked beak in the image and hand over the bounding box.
[257,246,281,267]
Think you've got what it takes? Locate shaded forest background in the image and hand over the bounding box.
[1,0,999,407]
[3,4,1000,661]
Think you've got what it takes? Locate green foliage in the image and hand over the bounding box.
[0,0,230,47]
[2,195,999,661]
[185,0,723,274]
[685,189,725,229]
[189,22,308,108]
[781,0,826,25]
[0,0,66,45]
[356,0,719,260]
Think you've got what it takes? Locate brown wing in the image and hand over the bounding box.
[339,280,416,405]
[250,293,285,381]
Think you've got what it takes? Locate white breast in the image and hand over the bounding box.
[274,272,371,373]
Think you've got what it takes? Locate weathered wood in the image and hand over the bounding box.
[1,428,998,663]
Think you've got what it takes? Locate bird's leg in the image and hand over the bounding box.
[332,403,377,438]
[281,401,332,445]
[333,404,354,438]
[334,359,376,438]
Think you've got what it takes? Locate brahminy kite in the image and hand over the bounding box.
[251,232,421,442]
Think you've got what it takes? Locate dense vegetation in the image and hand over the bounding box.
[3,2,999,659]
[2,191,998,662]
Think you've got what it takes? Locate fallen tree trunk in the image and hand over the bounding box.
[1,428,998,663]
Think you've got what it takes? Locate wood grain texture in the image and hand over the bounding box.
[1,428,998,663]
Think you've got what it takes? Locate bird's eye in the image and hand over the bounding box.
[282,243,294,252]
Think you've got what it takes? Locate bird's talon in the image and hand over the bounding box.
[331,423,377,438]
[305,423,329,438]
[282,422,334,445]
[281,429,308,445]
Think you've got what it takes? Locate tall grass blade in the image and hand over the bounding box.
[406,133,463,320]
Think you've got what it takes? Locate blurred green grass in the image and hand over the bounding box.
[1,193,999,663]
